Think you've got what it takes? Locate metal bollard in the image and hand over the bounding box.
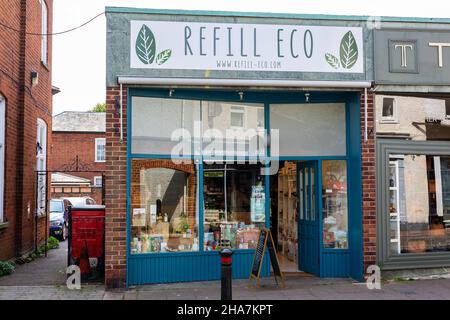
[220,248,233,300]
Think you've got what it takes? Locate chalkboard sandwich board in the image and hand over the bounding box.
[248,228,285,288]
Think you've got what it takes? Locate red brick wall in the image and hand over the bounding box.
[361,92,376,272]
[51,131,106,182]
[0,0,53,260]
[105,86,127,288]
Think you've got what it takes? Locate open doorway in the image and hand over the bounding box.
[270,161,302,274]
[270,160,321,275]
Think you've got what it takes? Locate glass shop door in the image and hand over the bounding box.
[297,161,320,275]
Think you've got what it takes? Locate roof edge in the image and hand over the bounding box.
[105,6,450,24]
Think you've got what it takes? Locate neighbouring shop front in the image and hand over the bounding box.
[374,27,450,271]
[105,7,376,287]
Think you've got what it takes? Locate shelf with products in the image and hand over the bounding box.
[277,161,298,262]
[130,210,199,254]
[204,220,261,250]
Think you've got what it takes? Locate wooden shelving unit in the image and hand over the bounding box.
[277,162,298,264]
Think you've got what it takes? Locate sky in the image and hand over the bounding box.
[52,0,450,115]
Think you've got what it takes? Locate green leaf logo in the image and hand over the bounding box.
[135,24,172,66]
[136,25,156,65]
[339,31,358,69]
[156,49,172,65]
[325,53,340,69]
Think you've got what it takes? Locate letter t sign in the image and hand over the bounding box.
[429,42,450,67]
[394,44,413,67]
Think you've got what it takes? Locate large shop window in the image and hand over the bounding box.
[270,103,346,156]
[203,163,265,250]
[388,154,450,254]
[202,101,265,158]
[130,159,199,254]
[322,160,349,249]
[132,97,201,155]
[131,97,265,158]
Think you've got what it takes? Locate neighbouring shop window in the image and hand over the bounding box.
[36,118,47,216]
[202,101,265,159]
[381,97,397,123]
[130,159,199,254]
[388,154,450,254]
[322,160,348,249]
[203,163,265,250]
[40,0,48,65]
[270,103,346,156]
[131,97,201,155]
[389,156,403,254]
[95,138,106,162]
[0,95,4,222]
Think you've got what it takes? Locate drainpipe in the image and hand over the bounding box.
[364,88,368,143]
[120,83,123,143]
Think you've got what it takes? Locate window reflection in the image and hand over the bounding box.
[389,155,450,254]
[130,159,199,254]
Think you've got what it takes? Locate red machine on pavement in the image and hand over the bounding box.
[68,205,106,280]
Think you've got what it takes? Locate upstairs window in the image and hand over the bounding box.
[95,138,106,162]
[40,0,48,65]
[94,176,103,187]
[381,97,398,123]
[230,106,245,128]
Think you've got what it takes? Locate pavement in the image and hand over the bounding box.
[1,242,450,300]
[0,240,68,286]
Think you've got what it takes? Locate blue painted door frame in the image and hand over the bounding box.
[125,88,364,285]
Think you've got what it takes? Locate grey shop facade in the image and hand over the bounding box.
[104,7,450,288]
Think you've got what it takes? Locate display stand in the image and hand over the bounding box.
[248,228,285,288]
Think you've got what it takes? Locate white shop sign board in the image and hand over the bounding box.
[130,21,364,73]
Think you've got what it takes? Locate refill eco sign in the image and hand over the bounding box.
[130,21,364,73]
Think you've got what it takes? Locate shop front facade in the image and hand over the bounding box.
[374,26,450,272]
[104,7,378,288]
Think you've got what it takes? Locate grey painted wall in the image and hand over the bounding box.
[375,29,450,86]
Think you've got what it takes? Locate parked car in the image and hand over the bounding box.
[61,196,96,207]
[49,199,71,241]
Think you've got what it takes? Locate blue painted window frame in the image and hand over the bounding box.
[125,88,363,284]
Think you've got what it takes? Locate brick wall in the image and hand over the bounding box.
[51,131,106,183]
[105,86,127,288]
[360,92,377,272]
[0,0,53,260]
